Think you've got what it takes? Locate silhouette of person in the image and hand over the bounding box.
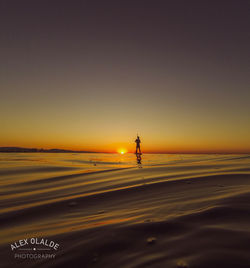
[135,135,141,155]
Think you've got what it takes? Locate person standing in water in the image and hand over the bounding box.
[135,135,141,155]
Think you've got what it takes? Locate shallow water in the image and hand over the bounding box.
[1,153,250,268]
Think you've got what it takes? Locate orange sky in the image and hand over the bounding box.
[1,85,250,153]
[1,118,250,153]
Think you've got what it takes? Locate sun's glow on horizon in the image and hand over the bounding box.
[117,148,128,154]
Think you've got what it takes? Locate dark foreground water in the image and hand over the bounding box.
[1,153,250,268]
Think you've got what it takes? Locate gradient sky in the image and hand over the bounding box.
[1,0,250,153]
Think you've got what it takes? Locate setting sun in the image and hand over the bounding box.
[117,148,128,154]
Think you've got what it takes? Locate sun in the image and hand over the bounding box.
[117,148,128,155]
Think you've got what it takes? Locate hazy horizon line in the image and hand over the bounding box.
[0,146,250,155]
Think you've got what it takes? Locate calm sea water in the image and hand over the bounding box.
[1,153,250,189]
[1,152,245,171]
[1,153,250,267]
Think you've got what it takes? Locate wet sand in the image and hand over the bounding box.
[1,153,250,267]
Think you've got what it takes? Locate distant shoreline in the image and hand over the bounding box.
[0,147,97,153]
[0,147,249,154]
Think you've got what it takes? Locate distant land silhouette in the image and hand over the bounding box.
[0,147,96,153]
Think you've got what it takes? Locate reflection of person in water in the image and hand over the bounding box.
[137,153,142,164]
[135,135,141,155]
